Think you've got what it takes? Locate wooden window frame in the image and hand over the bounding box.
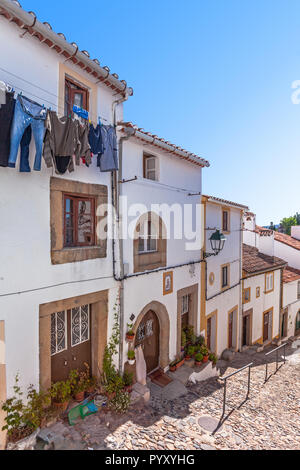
[243,287,251,304]
[65,76,89,117]
[63,193,96,249]
[265,272,274,294]
[297,282,300,300]
[133,212,166,273]
[143,154,158,181]
[256,287,261,298]
[50,177,108,265]
[221,264,230,291]
[138,214,158,254]
[222,208,231,234]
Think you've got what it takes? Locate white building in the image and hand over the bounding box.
[201,196,248,356]
[0,0,133,448]
[282,267,300,339]
[117,122,209,374]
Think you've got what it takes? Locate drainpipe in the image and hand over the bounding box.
[239,215,244,351]
[111,92,131,372]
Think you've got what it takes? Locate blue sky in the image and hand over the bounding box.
[21,0,300,225]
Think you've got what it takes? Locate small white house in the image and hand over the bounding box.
[282,267,300,339]
[202,195,249,356]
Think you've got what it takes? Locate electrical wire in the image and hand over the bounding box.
[123,175,202,196]
[0,274,116,298]
[0,68,109,123]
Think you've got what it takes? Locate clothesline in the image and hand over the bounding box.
[0,67,110,124]
[0,87,119,175]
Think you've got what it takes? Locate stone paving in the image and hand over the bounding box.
[38,342,300,451]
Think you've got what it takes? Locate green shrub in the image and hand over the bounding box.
[108,391,131,414]
[123,371,134,387]
[50,379,72,403]
[181,329,187,348]
[195,353,203,363]
[128,350,135,360]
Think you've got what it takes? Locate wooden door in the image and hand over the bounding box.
[51,305,91,383]
[281,312,288,338]
[263,312,270,343]
[135,311,160,374]
[207,317,212,350]
[242,315,249,346]
[228,312,233,349]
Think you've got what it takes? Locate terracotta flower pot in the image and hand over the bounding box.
[106,392,116,400]
[126,333,135,342]
[170,365,177,372]
[202,355,209,363]
[176,359,185,369]
[195,361,203,367]
[124,385,133,393]
[53,401,69,412]
[185,355,191,360]
[75,391,85,402]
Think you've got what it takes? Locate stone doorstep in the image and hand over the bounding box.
[131,383,151,405]
[167,362,219,386]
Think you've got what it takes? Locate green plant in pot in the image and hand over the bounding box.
[201,346,209,363]
[128,349,136,365]
[50,379,72,411]
[123,371,134,393]
[104,375,124,400]
[126,323,135,342]
[195,353,204,366]
[69,366,90,402]
[209,353,218,366]
[185,345,195,360]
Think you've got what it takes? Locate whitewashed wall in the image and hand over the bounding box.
[121,139,203,366]
[243,270,281,343]
[274,240,300,271]
[205,203,242,356]
[283,281,300,338]
[0,17,123,394]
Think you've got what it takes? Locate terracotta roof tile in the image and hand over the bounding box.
[283,266,300,283]
[274,232,300,251]
[243,244,287,276]
[203,195,249,210]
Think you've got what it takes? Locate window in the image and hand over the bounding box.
[222,209,230,233]
[138,214,158,253]
[256,287,261,298]
[51,311,67,356]
[221,265,230,289]
[297,282,300,300]
[65,77,89,117]
[64,194,95,248]
[71,305,90,347]
[265,272,274,293]
[243,287,251,304]
[181,295,190,328]
[143,155,158,181]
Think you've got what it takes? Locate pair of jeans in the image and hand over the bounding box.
[8,95,46,171]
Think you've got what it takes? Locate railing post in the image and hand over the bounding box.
[247,364,251,398]
[223,378,227,418]
[265,361,268,383]
[284,343,286,364]
[276,349,278,373]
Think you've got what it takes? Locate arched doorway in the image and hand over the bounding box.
[133,301,170,374]
[135,310,160,374]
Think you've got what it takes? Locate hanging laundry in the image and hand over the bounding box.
[77,122,92,167]
[97,125,118,172]
[43,110,80,174]
[19,126,33,173]
[8,94,46,171]
[88,123,104,169]
[0,91,15,167]
[73,105,89,120]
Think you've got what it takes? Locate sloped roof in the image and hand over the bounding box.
[243,244,287,276]
[119,122,210,168]
[203,195,249,210]
[274,231,300,251]
[283,266,300,284]
[0,0,133,96]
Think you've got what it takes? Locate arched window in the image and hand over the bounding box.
[134,212,166,273]
[296,310,300,333]
[138,214,157,254]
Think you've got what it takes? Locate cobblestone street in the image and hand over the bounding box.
[41,344,300,451]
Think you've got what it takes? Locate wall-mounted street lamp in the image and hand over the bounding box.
[204,230,226,259]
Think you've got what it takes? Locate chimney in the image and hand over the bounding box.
[291,226,300,241]
[258,230,274,258]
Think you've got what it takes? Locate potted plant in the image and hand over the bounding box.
[209,353,218,366]
[50,380,72,412]
[123,371,134,393]
[181,329,187,352]
[69,368,90,402]
[195,353,203,367]
[86,375,98,394]
[185,345,195,360]
[126,323,135,342]
[128,349,136,366]
[104,375,124,400]
[169,360,178,372]
[184,325,195,345]
[201,346,209,363]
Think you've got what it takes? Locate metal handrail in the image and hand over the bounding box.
[265,343,287,382]
[220,362,253,418]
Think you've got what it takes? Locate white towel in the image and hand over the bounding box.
[135,345,147,385]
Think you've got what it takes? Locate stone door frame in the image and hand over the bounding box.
[176,284,199,357]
